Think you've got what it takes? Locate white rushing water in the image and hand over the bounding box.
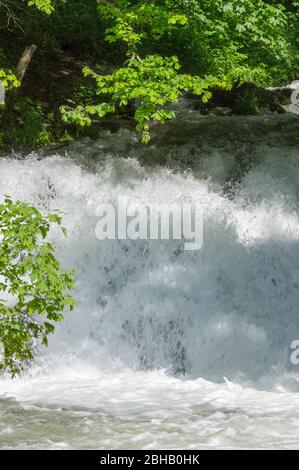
[0,114,299,449]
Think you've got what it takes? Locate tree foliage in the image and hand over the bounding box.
[62,56,227,143]
[0,0,298,145]
[60,0,299,141]
[0,197,75,376]
[172,0,296,85]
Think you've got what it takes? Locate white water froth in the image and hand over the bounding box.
[0,141,299,448]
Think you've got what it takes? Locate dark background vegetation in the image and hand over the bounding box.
[0,0,298,150]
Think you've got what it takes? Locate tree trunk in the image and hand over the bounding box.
[1,45,37,126]
[17,45,37,83]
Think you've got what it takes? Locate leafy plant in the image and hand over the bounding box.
[0,49,20,91]
[61,55,226,143]
[2,98,52,147]
[0,69,20,90]
[27,0,56,15]
[1,0,298,147]
[0,197,75,376]
[61,0,228,142]
[173,0,296,86]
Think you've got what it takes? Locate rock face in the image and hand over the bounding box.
[191,85,293,116]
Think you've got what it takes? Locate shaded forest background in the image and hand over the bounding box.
[0,0,298,149]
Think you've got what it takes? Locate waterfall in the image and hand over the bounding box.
[0,113,299,449]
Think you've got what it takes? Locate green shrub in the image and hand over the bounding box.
[0,197,75,376]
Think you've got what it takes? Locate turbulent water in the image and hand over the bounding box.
[0,112,299,449]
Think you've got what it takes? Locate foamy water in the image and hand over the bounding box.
[0,114,299,449]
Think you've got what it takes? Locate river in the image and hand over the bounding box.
[0,111,299,449]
